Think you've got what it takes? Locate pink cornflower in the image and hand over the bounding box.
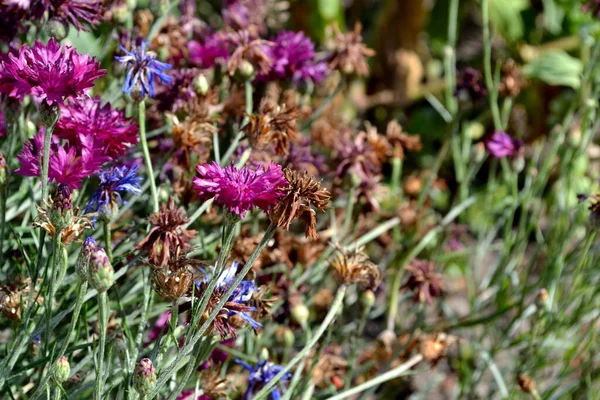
[0,38,105,105]
[485,131,523,159]
[55,96,138,158]
[16,129,108,188]
[193,162,287,218]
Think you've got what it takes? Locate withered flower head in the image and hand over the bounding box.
[0,277,41,322]
[326,23,375,77]
[226,30,273,77]
[151,254,204,301]
[308,347,348,389]
[270,168,331,239]
[577,186,600,228]
[335,129,386,179]
[499,59,525,98]
[517,374,536,394]
[330,245,380,290]
[248,285,277,319]
[137,197,196,267]
[386,120,422,160]
[401,259,445,303]
[167,112,215,169]
[244,97,300,155]
[33,188,91,245]
[417,333,457,366]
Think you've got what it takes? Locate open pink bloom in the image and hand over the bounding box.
[16,128,109,188]
[485,131,523,159]
[193,162,287,218]
[0,38,105,105]
[55,96,138,157]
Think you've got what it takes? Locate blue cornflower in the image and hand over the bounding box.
[236,359,292,400]
[115,41,172,98]
[85,165,142,223]
[195,262,263,337]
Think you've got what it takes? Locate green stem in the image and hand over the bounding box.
[301,78,344,131]
[327,354,423,400]
[138,100,159,213]
[103,220,113,262]
[165,342,203,400]
[481,0,502,131]
[44,235,61,355]
[41,123,55,202]
[253,285,347,400]
[95,291,108,400]
[444,0,459,116]
[150,224,276,397]
[344,307,370,390]
[220,80,253,166]
[54,385,61,400]
[131,269,152,371]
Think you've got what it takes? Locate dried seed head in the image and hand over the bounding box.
[326,23,375,77]
[270,168,331,239]
[330,245,380,290]
[401,259,445,304]
[151,266,194,301]
[244,97,301,155]
[517,374,536,394]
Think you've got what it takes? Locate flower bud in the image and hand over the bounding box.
[275,327,295,348]
[0,153,7,189]
[75,237,96,280]
[40,100,60,128]
[259,347,269,361]
[88,247,114,292]
[25,120,36,137]
[112,3,129,24]
[46,18,69,41]
[193,74,210,96]
[290,303,310,327]
[234,60,255,82]
[134,358,157,396]
[536,288,549,310]
[53,356,70,383]
[360,290,376,310]
[50,184,73,231]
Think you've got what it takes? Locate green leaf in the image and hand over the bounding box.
[489,0,529,42]
[523,50,583,88]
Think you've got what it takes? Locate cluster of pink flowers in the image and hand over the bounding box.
[0,38,105,105]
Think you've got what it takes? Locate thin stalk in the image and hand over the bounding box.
[131,269,153,371]
[390,157,403,199]
[44,235,61,354]
[444,0,459,116]
[103,220,113,262]
[150,224,277,397]
[220,80,253,165]
[301,78,344,131]
[54,385,61,400]
[327,354,423,400]
[344,307,370,390]
[95,291,108,400]
[165,342,203,400]
[138,100,159,213]
[253,285,347,400]
[41,123,55,202]
[30,280,88,400]
[481,0,502,131]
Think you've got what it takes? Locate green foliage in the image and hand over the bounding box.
[524,50,583,88]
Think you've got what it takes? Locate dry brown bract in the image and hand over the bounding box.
[327,23,375,77]
[386,120,422,160]
[270,169,331,239]
[417,333,457,366]
[227,31,273,76]
[137,197,196,267]
[499,59,526,98]
[33,201,91,246]
[168,112,215,169]
[330,245,380,290]
[151,254,206,301]
[401,259,445,304]
[244,97,300,155]
[0,277,42,322]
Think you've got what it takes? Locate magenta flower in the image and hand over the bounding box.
[50,0,104,31]
[55,96,138,158]
[0,38,105,105]
[0,108,6,138]
[485,131,523,159]
[193,162,287,218]
[16,128,108,188]
[188,34,230,69]
[260,30,328,83]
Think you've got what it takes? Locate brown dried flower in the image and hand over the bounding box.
[0,277,42,322]
[152,16,189,65]
[330,245,380,290]
[244,97,301,155]
[270,169,331,239]
[401,259,445,303]
[517,374,536,394]
[499,59,525,98]
[151,254,206,301]
[226,31,273,76]
[386,120,422,160]
[417,333,457,366]
[168,112,215,169]
[309,347,348,389]
[137,197,196,267]
[33,190,91,246]
[326,23,375,77]
[249,285,277,319]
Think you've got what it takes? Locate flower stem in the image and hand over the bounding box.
[253,285,347,400]
[220,80,253,166]
[103,220,113,262]
[301,77,344,131]
[44,235,61,355]
[95,291,108,400]
[326,354,423,400]
[481,0,502,131]
[138,100,159,213]
[41,123,55,202]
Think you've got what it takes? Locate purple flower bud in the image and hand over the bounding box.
[88,247,114,292]
[76,237,96,280]
[133,358,157,396]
